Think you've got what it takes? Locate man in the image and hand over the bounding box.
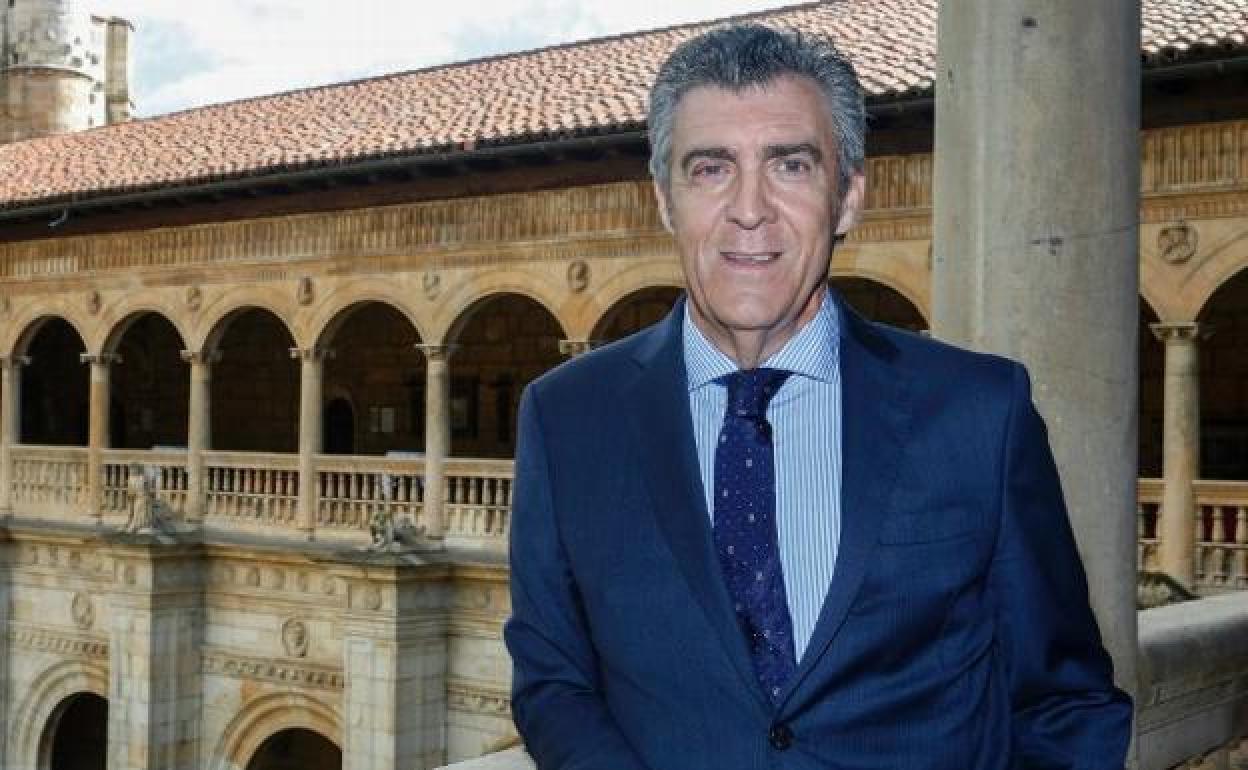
[505,24,1132,769]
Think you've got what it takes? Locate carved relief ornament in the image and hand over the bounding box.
[1158,221,1198,265]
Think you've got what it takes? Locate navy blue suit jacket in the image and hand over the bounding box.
[505,296,1131,769]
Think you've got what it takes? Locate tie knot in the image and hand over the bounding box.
[721,368,791,420]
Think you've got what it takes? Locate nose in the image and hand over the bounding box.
[725,167,776,229]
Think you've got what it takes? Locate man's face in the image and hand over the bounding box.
[655,75,863,364]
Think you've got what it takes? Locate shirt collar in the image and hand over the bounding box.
[683,290,841,391]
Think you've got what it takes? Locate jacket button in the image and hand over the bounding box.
[768,723,793,750]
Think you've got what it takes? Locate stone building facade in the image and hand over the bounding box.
[0,1,1246,768]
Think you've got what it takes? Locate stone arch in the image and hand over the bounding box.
[212,692,342,770]
[432,271,569,346]
[592,286,683,343]
[7,310,91,360]
[577,260,684,340]
[194,288,298,355]
[828,267,929,326]
[307,286,428,351]
[10,659,108,770]
[1174,227,1248,323]
[95,296,190,358]
[1195,264,1248,480]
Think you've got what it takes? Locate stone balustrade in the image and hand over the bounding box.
[8,452,1248,581]
[4,445,515,547]
[1139,478,1248,592]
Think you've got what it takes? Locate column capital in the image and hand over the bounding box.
[0,355,30,369]
[80,352,122,366]
[289,346,335,363]
[415,343,458,363]
[180,349,222,365]
[558,339,597,357]
[1150,321,1204,344]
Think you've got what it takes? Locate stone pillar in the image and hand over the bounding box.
[291,347,330,538]
[341,566,449,769]
[558,339,593,357]
[0,356,27,514]
[931,0,1141,709]
[0,541,9,765]
[107,544,201,770]
[1151,322,1202,587]
[82,353,120,522]
[180,350,217,524]
[417,345,456,540]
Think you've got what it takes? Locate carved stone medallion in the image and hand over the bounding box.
[71,592,95,630]
[186,285,202,312]
[422,271,441,299]
[1158,222,1198,265]
[567,260,590,293]
[86,290,102,315]
[296,276,315,306]
[281,618,309,658]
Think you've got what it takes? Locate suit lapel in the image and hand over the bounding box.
[780,303,912,711]
[625,303,771,714]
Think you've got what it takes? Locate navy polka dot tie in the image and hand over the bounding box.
[713,367,795,704]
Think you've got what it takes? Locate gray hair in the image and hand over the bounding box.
[647,24,866,197]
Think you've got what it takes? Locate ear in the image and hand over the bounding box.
[833,170,866,237]
[653,179,675,233]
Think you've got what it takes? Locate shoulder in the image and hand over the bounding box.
[845,310,1025,403]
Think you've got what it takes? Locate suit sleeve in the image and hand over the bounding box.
[504,386,652,770]
[990,363,1133,769]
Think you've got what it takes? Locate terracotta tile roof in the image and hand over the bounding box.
[1,0,1245,210]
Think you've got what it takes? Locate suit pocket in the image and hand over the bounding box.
[878,508,977,544]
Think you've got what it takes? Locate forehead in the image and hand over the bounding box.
[670,75,835,146]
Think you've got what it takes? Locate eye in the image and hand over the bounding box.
[775,156,812,176]
[689,160,731,181]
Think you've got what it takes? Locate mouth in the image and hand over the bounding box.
[721,251,781,265]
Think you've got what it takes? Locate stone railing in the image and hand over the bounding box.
[202,451,300,532]
[445,457,513,545]
[1193,481,1248,592]
[101,448,190,519]
[315,454,426,538]
[1138,478,1248,592]
[1139,477,1163,572]
[439,593,1248,770]
[9,445,88,520]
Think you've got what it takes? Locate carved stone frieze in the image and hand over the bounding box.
[202,649,343,691]
[447,678,511,717]
[12,626,108,660]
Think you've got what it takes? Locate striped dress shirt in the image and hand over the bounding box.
[683,293,843,661]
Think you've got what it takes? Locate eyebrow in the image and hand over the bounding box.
[763,142,823,162]
[679,142,824,175]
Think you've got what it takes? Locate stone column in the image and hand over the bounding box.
[180,350,217,524]
[0,356,27,514]
[931,0,1141,710]
[340,566,449,769]
[107,544,201,770]
[417,345,456,540]
[1151,322,1202,587]
[291,347,330,538]
[82,353,120,523]
[558,339,593,357]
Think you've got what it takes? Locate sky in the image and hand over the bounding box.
[87,0,799,119]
